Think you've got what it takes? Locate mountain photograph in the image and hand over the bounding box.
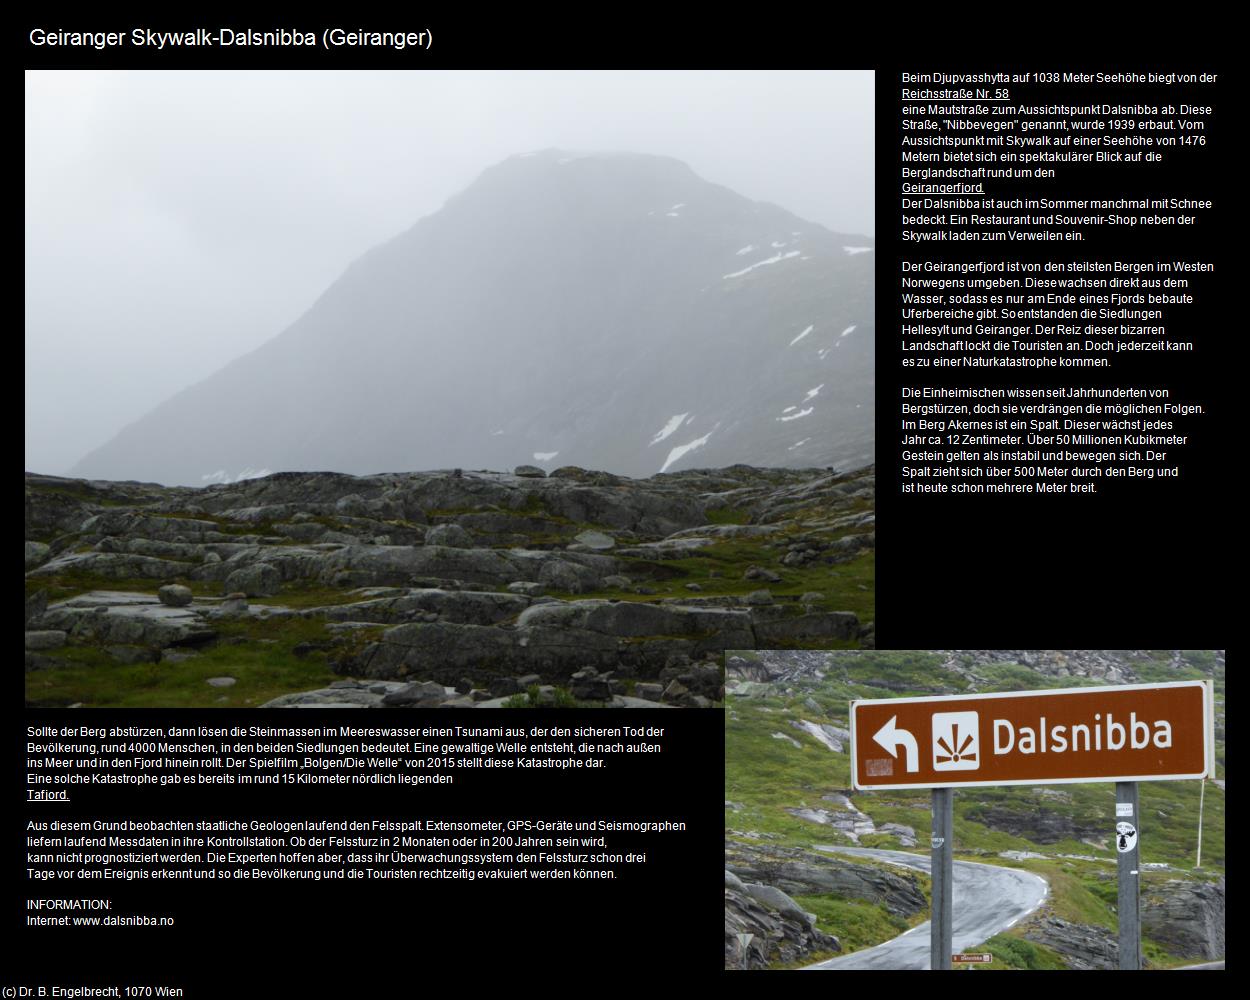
[24,71,875,707]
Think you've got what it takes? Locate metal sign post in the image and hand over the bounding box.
[1116,782,1141,970]
[930,787,953,970]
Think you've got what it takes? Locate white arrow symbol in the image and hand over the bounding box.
[873,715,919,772]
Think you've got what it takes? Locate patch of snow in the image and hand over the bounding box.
[722,250,800,280]
[793,719,846,753]
[684,414,696,425]
[771,240,787,248]
[734,244,756,256]
[843,246,873,255]
[670,203,685,210]
[660,429,715,474]
[649,413,689,447]
[789,324,815,346]
[782,406,797,414]
[788,438,811,451]
[840,325,857,338]
[491,429,505,436]
[777,407,814,423]
[804,384,825,401]
[533,451,559,461]
[817,347,832,360]
[799,256,811,260]
[666,212,680,217]
[791,231,802,236]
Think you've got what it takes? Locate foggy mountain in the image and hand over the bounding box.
[70,150,874,486]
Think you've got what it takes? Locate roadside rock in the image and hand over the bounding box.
[726,841,926,919]
[1141,876,1225,959]
[1021,916,1117,970]
[725,869,839,970]
[964,804,1105,845]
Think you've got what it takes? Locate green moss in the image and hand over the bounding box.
[704,507,752,525]
[26,571,214,605]
[570,547,874,625]
[23,615,370,708]
[970,934,1069,970]
[788,894,921,958]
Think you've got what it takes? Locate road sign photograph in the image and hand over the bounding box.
[725,650,1225,971]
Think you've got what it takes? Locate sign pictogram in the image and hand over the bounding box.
[932,711,980,771]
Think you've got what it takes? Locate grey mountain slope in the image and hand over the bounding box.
[71,150,874,486]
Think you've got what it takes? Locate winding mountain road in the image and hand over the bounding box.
[804,847,1049,970]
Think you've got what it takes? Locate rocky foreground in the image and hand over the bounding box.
[725,841,926,969]
[25,464,874,708]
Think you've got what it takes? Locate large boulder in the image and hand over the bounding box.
[224,563,281,597]
[424,523,474,548]
[1141,876,1225,960]
[39,597,215,648]
[517,600,695,637]
[158,584,194,607]
[318,544,517,587]
[1021,917,1117,970]
[315,589,530,627]
[25,541,51,570]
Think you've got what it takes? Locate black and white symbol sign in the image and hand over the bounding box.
[1115,821,1138,853]
[932,711,980,772]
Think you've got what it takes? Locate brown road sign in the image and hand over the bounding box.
[952,953,992,964]
[850,680,1214,790]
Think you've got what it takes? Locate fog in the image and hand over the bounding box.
[25,70,873,475]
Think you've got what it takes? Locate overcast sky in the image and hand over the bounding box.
[25,70,874,475]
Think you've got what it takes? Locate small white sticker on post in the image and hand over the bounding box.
[1116,803,1134,817]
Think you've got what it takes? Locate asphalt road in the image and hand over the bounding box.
[804,847,1049,971]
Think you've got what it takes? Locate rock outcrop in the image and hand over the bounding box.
[1021,916,1118,970]
[1141,876,1225,960]
[25,464,874,707]
[725,841,926,920]
[724,869,840,970]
